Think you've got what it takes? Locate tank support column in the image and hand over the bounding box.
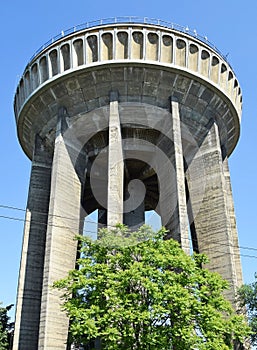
[13,135,52,350]
[38,107,83,349]
[107,91,124,227]
[223,156,243,288]
[161,98,189,253]
[189,123,239,301]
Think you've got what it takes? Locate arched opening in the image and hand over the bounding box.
[116,32,128,59]
[146,32,158,61]
[176,39,186,66]
[87,35,98,63]
[49,49,58,76]
[39,56,48,83]
[60,44,71,71]
[161,35,173,63]
[24,71,31,98]
[31,63,39,90]
[131,32,143,59]
[73,39,84,67]
[210,56,219,83]
[101,33,113,61]
[228,71,234,94]
[220,63,228,90]
[188,44,198,71]
[200,50,210,77]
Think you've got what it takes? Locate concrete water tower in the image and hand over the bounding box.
[13,17,243,349]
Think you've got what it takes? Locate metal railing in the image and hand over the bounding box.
[28,16,229,64]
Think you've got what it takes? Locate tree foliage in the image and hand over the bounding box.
[0,303,13,350]
[55,225,250,350]
[237,273,257,346]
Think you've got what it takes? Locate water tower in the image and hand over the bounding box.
[13,18,243,349]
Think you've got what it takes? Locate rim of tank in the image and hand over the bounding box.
[14,16,242,159]
[26,16,231,69]
[16,17,242,118]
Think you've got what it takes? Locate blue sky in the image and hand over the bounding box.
[1,0,257,324]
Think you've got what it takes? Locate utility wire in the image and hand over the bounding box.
[0,204,257,260]
[0,213,257,259]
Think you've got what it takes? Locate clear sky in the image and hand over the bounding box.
[1,0,257,328]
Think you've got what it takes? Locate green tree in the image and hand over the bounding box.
[237,274,257,346]
[0,303,13,350]
[55,225,250,350]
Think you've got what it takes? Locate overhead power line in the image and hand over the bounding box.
[0,203,257,260]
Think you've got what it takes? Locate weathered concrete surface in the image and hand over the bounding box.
[13,22,243,350]
[13,135,52,350]
[163,98,190,253]
[107,92,124,227]
[38,110,82,349]
[15,23,242,151]
[223,157,243,288]
[187,123,241,301]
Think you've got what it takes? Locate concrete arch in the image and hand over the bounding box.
[220,62,228,90]
[161,34,173,63]
[188,43,199,72]
[101,32,113,61]
[39,56,48,83]
[86,34,98,63]
[60,43,71,71]
[176,38,186,67]
[210,56,219,83]
[31,63,39,91]
[24,71,31,99]
[73,39,84,67]
[228,71,234,95]
[49,49,58,77]
[146,32,159,61]
[131,31,143,59]
[200,49,210,78]
[116,31,128,59]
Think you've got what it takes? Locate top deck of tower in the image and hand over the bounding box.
[14,17,242,159]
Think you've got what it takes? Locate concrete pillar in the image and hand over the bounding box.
[13,135,52,350]
[189,123,239,302]
[107,91,124,227]
[38,108,82,349]
[161,98,189,253]
[223,157,243,287]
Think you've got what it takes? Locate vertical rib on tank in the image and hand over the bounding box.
[13,18,243,350]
